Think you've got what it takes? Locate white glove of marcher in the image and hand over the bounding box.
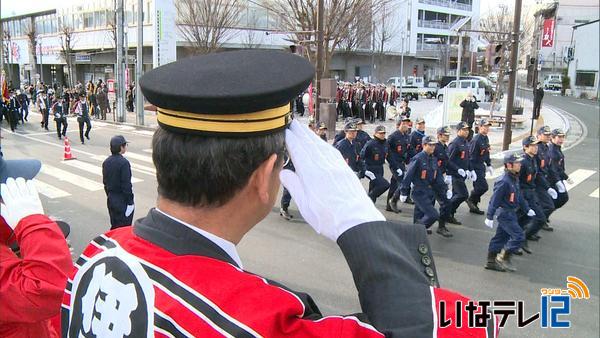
[470,170,478,182]
[527,209,536,217]
[125,204,135,217]
[0,177,44,230]
[547,188,558,200]
[484,218,494,228]
[444,175,452,185]
[280,120,385,241]
[566,178,574,185]
[458,168,467,178]
[396,168,403,177]
[486,166,494,177]
[556,181,566,193]
[446,189,453,200]
[399,195,408,203]
[364,171,376,180]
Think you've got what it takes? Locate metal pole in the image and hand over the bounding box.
[399,32,404,99]
[530,14,542,135]
[116,0,126,122]
[315,0,324,121]
[39,39,44,84]
[502,0,523,150]
[456,33,462,81]
[136,0,144,125]
[371,19,375,83]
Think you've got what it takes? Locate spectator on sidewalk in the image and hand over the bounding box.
[460,91,479,141]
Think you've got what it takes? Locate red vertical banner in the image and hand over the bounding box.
[542,19,555,48]
[308,82,314,115]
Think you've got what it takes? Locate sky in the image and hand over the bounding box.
[1,0,540,19]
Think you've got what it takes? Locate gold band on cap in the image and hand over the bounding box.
[156,104,290,133]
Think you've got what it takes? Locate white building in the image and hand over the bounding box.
[1,0,481,88]
[567,19,599,99]
[538,0,599,76]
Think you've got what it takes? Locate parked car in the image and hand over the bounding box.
[543,74,563,91]
[437,79,493,103]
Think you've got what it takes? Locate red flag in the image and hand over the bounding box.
[308,82,314,116]
[1,72,9,102]
[542,19,555,48]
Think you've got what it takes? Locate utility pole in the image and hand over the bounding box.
[39,38,44,84]
[399,32,405,98]
[456,33,462,81]
[116,0,126,122]
[502,0,523,150]
[136,0,144,125]
[315,0,324,121]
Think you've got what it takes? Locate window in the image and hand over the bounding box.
[449,82,457,88]
[460,81,471,89]
[575,72,596,87]
[84,12,94,28]
[97,10,106,27]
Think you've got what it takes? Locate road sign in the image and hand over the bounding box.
[107,79,115,93]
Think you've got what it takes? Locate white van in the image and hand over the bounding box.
[437,79,492,102]
[543,74,562,91]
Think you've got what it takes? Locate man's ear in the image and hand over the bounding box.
[251,153,279,204]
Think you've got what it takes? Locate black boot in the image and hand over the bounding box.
[447,215,462,225]
[279,208,293,221]
[436,219,453,238]
[389,198,401,213]
[405,196,414,205]
[522,240,533,254]
[467,198,485,215]
[484,252,505,271]
[496,249,516,272]
[541,222,554,232]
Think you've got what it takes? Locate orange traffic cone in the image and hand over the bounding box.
[63,137,76,161]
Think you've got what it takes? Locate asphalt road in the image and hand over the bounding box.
[1,95,598,336]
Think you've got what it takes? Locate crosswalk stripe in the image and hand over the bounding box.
[118,125,136,131]
[90,155,156,175]
[565,169,596,191]
[34,179,71,198]
[40,164,104,191]
[142,148,152,153]
[590,188,599,198]
[134,130,155,136]
[62,160,143,183]
[124,151,153,163]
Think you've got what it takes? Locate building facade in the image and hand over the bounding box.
[1,0,481,89]
[567,20,599,99]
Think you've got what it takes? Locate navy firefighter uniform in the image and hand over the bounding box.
[102,136,135,229]
[360,126,390,203]
[535,126,557,222]
[485,153,532,272]
[400,136,445,229]
[548,129,569,209]
[467,119,492,213]
[386,118,411,210]
[446,122,471,223]
[432,126,453,232]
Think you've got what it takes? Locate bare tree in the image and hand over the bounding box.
[59,24,76,87]
[339,16,371,52]
[24,18,38,83]
[2,30,13,82]
[176,0,242,54]
[264,0,392,78]
[373,1,399,55]
[240,10,265,49]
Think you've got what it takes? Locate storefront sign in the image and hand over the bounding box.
[75,54,92,62]
[542,19,555,48]
[153,0,177,67]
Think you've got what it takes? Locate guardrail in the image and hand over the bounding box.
[418,0,472,11]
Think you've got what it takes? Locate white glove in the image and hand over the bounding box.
[365,171,376,180]
[54,113,60,118]
[444,175,452,185]
[547,188,558,200]
[125,204,135,217]
[486,166,494,177]
[484,218,494,228]
[446,189,453,200]
[470,170,478,182]
[527,209,536,217]
[566,178,574,185]
[0,178,44,230]
[280,120,385,241]
[396,168,403,177]
[458,168,467,178]
[556,181,566,193]
[399,195,408,203]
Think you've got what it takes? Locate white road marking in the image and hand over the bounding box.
[565,169,596,191]
[590,188,599,198]
[33,179,71,199]
[124,151,153,163]
[62,160,143,183]
[133,130,155,136]
[118,125,136,130]
[142,148,152,153]
[40,164,104,191]
[90,155,156,175]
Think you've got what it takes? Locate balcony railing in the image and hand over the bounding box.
[418,0,472,12]
[417,43,445,51]
[418,19,452,29]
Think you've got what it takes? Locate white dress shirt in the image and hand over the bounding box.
[155,208,243,269]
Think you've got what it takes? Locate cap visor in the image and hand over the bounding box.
[0,159,42,184]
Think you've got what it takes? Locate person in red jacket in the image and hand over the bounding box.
[0,157,73,338]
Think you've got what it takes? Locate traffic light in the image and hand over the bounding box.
[486,44,503,67]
